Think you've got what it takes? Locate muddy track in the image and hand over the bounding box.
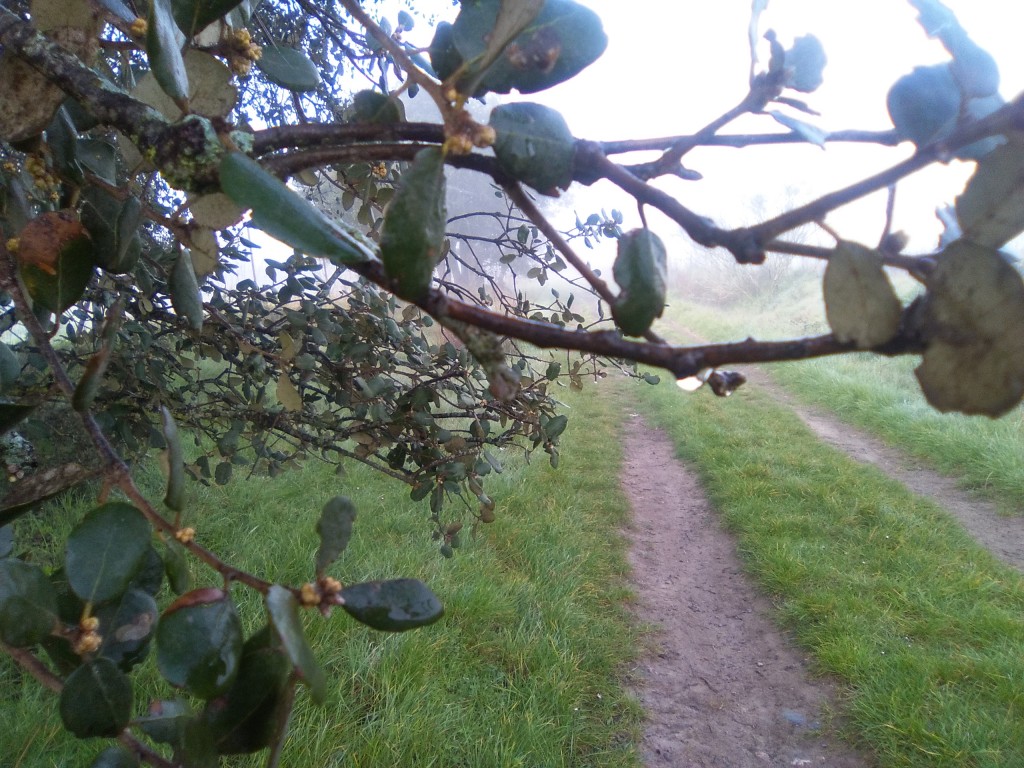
[622,361,1024,766]
[622,413,869,768]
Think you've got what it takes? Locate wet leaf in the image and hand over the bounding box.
[134,50,237,119]
[96,588,158,672]
[162,538,192,595]
[915,239,1024,416]
[257,46,321,93]
[265,585,326,704]
[17,210,96,313]
[156,588,243,699]
[147,0,189,104]
[59,658,133,738]
[66,502,152,604]
[380,147,447,301]
[447,0,607,95]
[823,241,901,348]
[490,102,575,195]
[173,0,247,38]
[766,110,826,148]
[887,64,960,146]
[170,249,204,331]
[80,188,141,275]
[350,90,405,124]
[784,34,826,93]
[161,406,186,511]
[90,745,140,768]
[0,342,20,394]
[611,229,668,337]
[219,152,376,265]
[202,626,291,754]
[189,193,245,230]
[315,496,356,577]
[340,578,444,632]
[956,138,1024,248]
[0,558,58,646]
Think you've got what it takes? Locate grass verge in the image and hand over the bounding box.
[631,374,1024,767]
[665,298,1024,514]
[1,386,643,767]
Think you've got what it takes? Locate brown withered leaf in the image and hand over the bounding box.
[16,210,87,275]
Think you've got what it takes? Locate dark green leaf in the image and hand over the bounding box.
[0,558,58,646]
[340,578,443,632]
[173,0,247,38]
[397,10,415,31]
[90,745,140,768]
[315,496,356,577]
[380,147,447,301]
[545,360,560,380]
[156,588,243,699]
[543,414,568,440]
[257,46,321,93]
[0,525,12,559]
[170,250,204,332]
[428,22,462,82]
[350,90,405,124]
[161,406,186,511]
[128,545,166,597]
[147,0,190,103]
[137,698,191,745]
[214,460,232,485]
[490,103,575,195]
[784,34,826,93]
[18,217,96,314]
[59,658,133,738]
[66,502,152,604]
[162,538,192,595]
[0,403,36,436]
[76,138,117,184]
[219,152,376,265]
[449,0,607,95]
[0,341,19,393]
[265,584,326,704]
[887,64,960,146]
[611,229,668,336]
[97,588,158,672]
[202,626,291,754]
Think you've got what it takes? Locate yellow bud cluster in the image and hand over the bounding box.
[370,162,389,179]
[5,238,19,254]
[300,582,320,606]
[74,631,102,655]
[228,27,263,76]
[129,17,148,38]
[25,155,60,197]
[175,526,196,544]
[1,161,17,174]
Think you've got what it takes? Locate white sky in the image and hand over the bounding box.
[394,0,1024,255]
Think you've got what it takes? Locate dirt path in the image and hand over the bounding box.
[621,414,870,768]
[744,366,1024,572]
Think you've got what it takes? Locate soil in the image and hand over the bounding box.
[622,365,1024,767]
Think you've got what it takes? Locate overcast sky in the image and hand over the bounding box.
[394,1,1024,254]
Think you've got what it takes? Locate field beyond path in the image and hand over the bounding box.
[620,412,867,768]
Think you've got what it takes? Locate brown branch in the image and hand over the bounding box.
[252,122,445,155]
[1,641,63,693]
[0,248,275,595]
[599,128,900,156]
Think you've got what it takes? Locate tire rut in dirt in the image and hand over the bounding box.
[621,413,869,768]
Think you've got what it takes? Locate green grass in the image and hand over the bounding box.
[1,387,643,767]
[630,374,1024,766]
[665,295,1024,513]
